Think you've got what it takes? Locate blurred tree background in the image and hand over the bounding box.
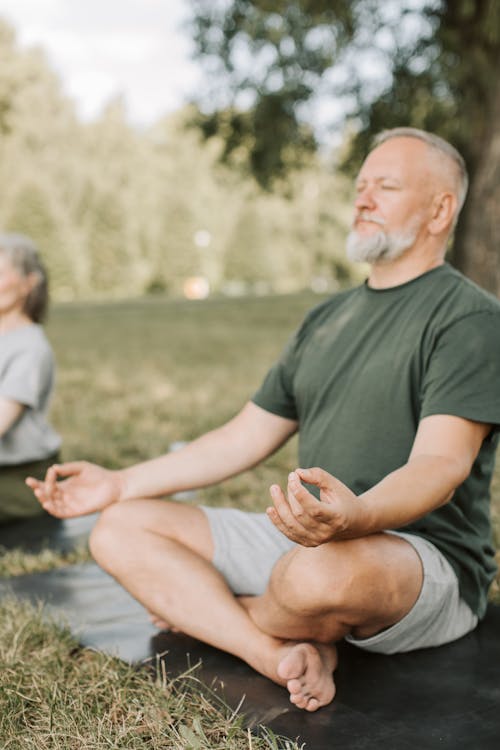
[1,0,498,301]
[0,17,353,302]
[191,0,500,295]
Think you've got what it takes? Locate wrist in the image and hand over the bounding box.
[348,495,374,537]
[114,468,132,502]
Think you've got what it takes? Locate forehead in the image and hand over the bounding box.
[357,137,431,184]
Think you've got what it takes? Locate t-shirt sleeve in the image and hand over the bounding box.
[251,328,302,420]
[0,346,53,409]
[420,311,500,429]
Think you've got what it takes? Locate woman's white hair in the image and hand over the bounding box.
[0,233,49,322]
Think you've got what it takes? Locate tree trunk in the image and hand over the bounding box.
[454,76,500,297]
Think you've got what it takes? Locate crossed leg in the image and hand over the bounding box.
[89,499,423,711]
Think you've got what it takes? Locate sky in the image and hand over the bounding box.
[0,0,202,126]
[0,1,422,146]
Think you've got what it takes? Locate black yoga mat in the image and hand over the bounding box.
[1,562,499,749]
[0,512,98,553]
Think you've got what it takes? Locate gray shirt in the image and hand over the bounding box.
[0,324,61,465]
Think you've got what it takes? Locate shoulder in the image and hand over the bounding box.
[423,267,500,340]
[438,265,500,314]
[3,324,54,363]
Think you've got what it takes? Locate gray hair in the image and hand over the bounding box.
[372,127,469,218]
[0,233,49,322]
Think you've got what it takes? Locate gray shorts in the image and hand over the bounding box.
[201,507,478,655]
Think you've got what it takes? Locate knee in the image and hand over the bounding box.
[88,501,135,566]
[269,544,356,615]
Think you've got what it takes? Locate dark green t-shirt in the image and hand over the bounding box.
[252,264,500,617]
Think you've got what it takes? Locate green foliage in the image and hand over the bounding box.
[191,0,356,183]
[345,0,500,172]
[190,0,499,179]
[0,18,356,303]
[189,0,500,294]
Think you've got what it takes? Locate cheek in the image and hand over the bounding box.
[0,275,24,297]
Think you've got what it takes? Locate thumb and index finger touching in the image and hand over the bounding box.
[25,461,85,492]
[295,466,347,493]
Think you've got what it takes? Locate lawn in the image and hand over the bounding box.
[1,290,499,747]
[0,291,319,749]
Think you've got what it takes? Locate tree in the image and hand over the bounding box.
[189,0,500,295]
[0,17,356,301]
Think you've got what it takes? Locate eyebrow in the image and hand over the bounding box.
[355,176,403,187]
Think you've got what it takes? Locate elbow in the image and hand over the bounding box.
[441,455,471,494]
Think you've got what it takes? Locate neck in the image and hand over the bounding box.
[0,309,33,334]
[367,246,446,289]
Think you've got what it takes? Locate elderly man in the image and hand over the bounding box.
[28,128,500,711]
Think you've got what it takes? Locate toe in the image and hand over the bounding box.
[306,697,320,712]
[287,678,303,695]
[290,692,309,709]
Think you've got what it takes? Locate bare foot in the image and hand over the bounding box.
[277,642,338,711]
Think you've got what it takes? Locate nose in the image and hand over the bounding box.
[354,184,376,212]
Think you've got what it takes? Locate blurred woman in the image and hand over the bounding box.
[0,233,60,523]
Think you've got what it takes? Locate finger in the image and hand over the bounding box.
[25,479,55,508]
[270,483,299,527]
[31,484,54,508]
[287,471,322,513]
[266,504,288,533]
[268,485,296,531]
[268,485,310,543]
[287,472,332,521]
[286,472,307,516]
[25,477,43,490]
[50,461,86,478]
[45,464,59,496]
[32,487,68,517]
[285,473,327,533]
[296,466,349,493]
[266,505,305,542]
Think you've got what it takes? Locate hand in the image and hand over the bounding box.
[267,466,365,546]
[25,461,123,518]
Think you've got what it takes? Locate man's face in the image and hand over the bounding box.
[346,137,434,264]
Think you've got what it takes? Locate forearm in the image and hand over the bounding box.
[118,403,297,502]
[356,454,468,535]
[271,416,487,547]
[118,428,254,501]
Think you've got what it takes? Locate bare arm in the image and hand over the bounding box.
[119,401,298,500]
[0,397,24,437]
[268,414,491,545]
[27,401,298,517]
[355,414,490,532]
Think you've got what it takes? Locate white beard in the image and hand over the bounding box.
[346,222,420,264]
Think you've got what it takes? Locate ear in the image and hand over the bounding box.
[428,192,457,236]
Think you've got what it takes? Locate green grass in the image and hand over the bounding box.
[1,291,321,749]
[0,598,297,750]
[1,290,499,747]
[46,292,315,506]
